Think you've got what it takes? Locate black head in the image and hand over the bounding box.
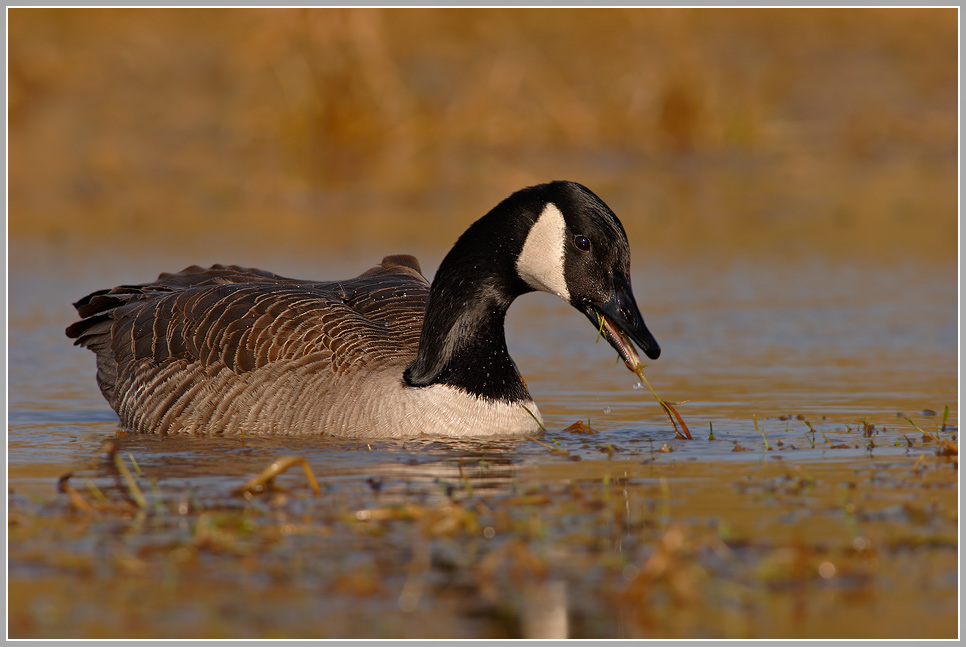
[405,180,660,396]
[513,181,661,369]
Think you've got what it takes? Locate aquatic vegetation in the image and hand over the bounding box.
[102,439,147,509]
[633,367,693,441]
[8,436,958,639]
[594,309,693,440]
[754,414,769,450]
[233,456,321,498]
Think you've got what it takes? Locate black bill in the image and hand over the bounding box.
[582,279,660,371]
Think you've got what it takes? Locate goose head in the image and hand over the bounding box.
[405,181,659,401]
[513,181,660,371]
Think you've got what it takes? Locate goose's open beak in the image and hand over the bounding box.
[582,279,660,372]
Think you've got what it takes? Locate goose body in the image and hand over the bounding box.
[67,181,660,438]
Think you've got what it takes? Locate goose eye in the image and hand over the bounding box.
[574,235,591,252]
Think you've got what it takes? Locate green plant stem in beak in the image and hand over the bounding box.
[594,310,692,440]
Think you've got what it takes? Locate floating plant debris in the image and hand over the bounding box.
[233,456,321,497]
[526,435,571,457]
[562,420,597,435]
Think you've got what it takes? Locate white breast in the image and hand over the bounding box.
[329,371,545,438]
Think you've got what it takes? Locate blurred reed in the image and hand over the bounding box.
[7,8,958,262]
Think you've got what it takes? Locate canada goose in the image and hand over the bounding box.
[66,181,660,438]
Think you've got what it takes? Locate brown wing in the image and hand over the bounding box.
[66,257,429,414]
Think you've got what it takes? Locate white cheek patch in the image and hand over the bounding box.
[515,203,570,301]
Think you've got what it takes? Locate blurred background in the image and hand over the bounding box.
[6,8,959,435]
[8,8,958,264]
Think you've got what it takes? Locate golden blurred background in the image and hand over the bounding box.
[7,8,959,263]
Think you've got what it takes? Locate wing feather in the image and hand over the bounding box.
[67,259,431,423]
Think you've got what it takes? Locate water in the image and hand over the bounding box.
[6,237,958,639]
[8,237,956,470]
[8,236,957,483]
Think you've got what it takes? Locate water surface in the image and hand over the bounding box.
[6,238,958,639]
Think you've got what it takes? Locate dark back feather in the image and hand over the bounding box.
[67,258,430,429]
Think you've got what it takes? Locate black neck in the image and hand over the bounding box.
[404,210,535,402]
